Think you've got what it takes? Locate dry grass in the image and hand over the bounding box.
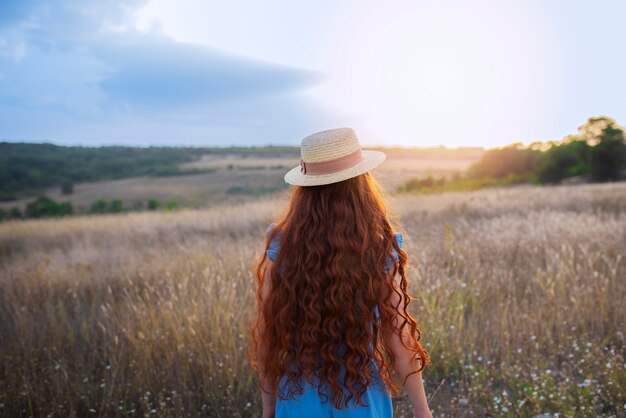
[0,182,625,417]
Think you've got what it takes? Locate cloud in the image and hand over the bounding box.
[0,0,330,145]
[95,33,322,110]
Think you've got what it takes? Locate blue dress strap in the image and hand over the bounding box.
[266,223,279,262]
[385,231,403,273]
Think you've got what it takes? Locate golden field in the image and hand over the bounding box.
[0,181,625,417]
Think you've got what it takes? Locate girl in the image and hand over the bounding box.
[249,128,432,418]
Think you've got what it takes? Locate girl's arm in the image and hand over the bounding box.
[383,270,433,418]
[258,260,276,418]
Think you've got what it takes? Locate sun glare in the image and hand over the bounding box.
[313,1,554,147]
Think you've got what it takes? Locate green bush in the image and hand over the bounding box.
[26,196,73,218]
[9,207,22,219]
[147,198,161,210]
[90,198,109,214]
[165,200,179,211]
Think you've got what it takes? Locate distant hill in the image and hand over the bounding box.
[0,142,300,201]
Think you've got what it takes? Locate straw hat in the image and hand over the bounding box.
[284,127,386,186]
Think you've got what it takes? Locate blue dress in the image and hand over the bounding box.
[264,223,403,418]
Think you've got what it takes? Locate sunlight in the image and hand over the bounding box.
[314,1,554,147]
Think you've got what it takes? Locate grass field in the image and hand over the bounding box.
[0,181,625,417]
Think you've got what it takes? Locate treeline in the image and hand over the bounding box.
[0,142,299,202]
[0,195,180,222]
[399,116,626,193]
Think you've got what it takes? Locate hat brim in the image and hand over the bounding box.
[284,150,386,186]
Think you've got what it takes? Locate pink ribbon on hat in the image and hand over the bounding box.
[300,149,363,176]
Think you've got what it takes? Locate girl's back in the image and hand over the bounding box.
[265,222,404,417]
[249,128,432,418]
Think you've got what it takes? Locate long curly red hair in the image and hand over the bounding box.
[248,171,430,409]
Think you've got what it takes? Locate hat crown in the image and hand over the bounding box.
[301,128,361,163]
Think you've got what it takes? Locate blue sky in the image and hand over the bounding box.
[1,0,625,147]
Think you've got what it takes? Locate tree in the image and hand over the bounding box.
[535,140,591,183]
[577,116,617,145]
[590,124,626,182]
[467,144,539,179]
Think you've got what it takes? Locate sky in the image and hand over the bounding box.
[0,0,625,148]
